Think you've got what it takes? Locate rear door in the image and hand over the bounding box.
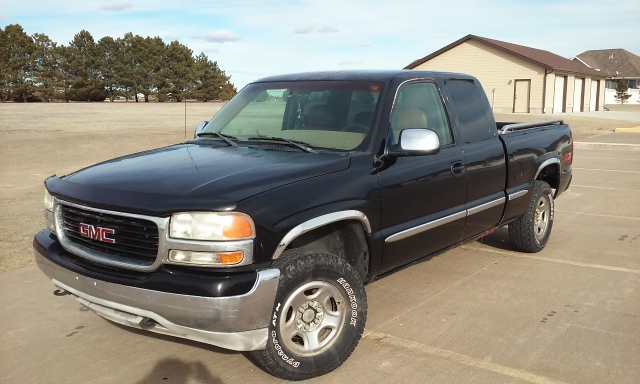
[378,80,467,273]
[444,79,506,240]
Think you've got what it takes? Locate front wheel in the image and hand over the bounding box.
[250,249,367,381]
[509,180,554,253]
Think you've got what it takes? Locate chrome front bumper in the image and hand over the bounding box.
[34,250,280,351]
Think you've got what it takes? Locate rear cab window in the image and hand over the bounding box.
[444,80,493,143]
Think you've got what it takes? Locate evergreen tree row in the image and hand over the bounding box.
[0,24,237,102]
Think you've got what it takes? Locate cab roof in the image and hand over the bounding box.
[252,70,476,84]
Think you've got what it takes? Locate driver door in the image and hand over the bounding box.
[377,81,467,273]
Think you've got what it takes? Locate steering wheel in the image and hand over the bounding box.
[341,123,369,134]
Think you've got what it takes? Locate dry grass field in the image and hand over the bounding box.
[0,102,224,271]
[0,102,637,272]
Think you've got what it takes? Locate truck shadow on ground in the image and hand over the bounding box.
[475,226,513,251]
[107,322,270,377]
[134,357,222,384]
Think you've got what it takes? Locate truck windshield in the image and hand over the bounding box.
[200,81,384,151]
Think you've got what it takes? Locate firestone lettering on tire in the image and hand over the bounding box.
[337,277,358,326]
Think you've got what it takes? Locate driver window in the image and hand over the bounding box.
[390,82,453,146]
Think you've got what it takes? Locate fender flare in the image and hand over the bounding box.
[271,210,372,260]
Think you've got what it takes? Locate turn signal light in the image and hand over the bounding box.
[222,216,254,239]
[168,250,244,266]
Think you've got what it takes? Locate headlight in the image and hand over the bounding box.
[44,189,56,233]
[169,212,255,241]
[44,190,54,212]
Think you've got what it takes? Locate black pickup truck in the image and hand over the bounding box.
[35,70,572,380]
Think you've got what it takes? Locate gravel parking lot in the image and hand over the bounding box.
[1,103,639,383]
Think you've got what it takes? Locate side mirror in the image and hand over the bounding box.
[389,129,440,157]
[194,121,208,138]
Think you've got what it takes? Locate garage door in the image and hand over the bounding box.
[573,78,584,112]
[553,76,566,113]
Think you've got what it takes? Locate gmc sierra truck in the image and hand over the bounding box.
[34,70,572,380]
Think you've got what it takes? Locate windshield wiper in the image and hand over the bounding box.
[248,136,318,154]
[196,132,238,147]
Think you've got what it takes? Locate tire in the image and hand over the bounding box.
[250,249,367,381]
[508,180,554,253]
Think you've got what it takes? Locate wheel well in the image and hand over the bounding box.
[536,164,559,190]
[286,221,370,282]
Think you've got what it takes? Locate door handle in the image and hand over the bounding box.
[451,161,465,176]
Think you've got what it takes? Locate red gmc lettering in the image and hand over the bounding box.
[78,223,115,243]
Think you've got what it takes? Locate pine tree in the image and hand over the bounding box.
[3,24,36,102]
[0,24,237,103]
[161,41,194,102]
[32,33,62,101]
[65,30,106,101]
[219,81,237,101]
[192,53,229,101]
[614,78,631,104]
[0,28,9,101]
[97,36,119,102]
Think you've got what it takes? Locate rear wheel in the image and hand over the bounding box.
[509,180,554,253]
[250,249,367,381]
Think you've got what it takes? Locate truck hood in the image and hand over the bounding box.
[46,143,350,215]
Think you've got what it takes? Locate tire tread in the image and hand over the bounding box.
[508,180,553,253]
[250,249,367,381]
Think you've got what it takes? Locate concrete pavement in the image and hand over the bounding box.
[562,110,640,122]
[2,136,639,383]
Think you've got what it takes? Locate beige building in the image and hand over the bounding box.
[405,35,607,114]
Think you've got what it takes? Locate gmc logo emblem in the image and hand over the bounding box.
[79,223,115,243]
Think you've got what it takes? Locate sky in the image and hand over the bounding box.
[1,0,639,88]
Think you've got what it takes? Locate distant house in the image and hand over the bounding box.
[405,35,607,113]
[571,49,640,105]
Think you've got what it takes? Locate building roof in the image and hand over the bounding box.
[405,34,603,77]
[573,49,640,78]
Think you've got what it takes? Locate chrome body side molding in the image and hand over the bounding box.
[272,210,372,259]
[385,196,508,243]
[508,189,528,201]
[467,197,506,216]
[385,211,467,243]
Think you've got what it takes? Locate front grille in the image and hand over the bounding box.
[60,204,159,264]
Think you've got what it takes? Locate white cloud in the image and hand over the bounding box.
[193,30,243,43]
[0,12,9,20]
[317,26,339,34]
[338,61,364,66]
[98,0,132,11]
[4,0,639,88]
[293,26,314,34]
[162,32,182,41]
